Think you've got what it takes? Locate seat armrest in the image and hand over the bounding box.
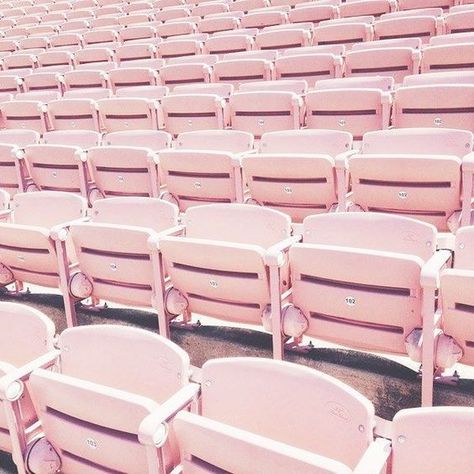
[264,234,302,266]
[149,224,186,249]
[420,249,452,290]
[50,217,90,241]
[353,438,391,474]
[138,383,200,446]
[0,209,12,222]
[462,152,474,172]
[335,149,357,170]
[0,350,60,401]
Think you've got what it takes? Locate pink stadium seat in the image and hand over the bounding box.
[59,19,90,34]
[104,129,171,152]
[118,25,156,44]
[223,49,278,61]
[22,324,196,472]
[50,33,83,51]
[120,13,155,27]
[41,12,67,25]
[0,302,56,474]
[83,29,119,49]
[159,129,253,210]
[43,129,102,148]
[282,212,447,405]
[156,6,191,22]
[21,143,91,198]
[0,40,19,54]
[0,191,88,303]
[0,98,48,134]
[156,39,203,59]
[174,358,383,473]
[204,33,255,56]
[172,82,233,97]
[73,47,115,68]
[0,129,39,195]
[18,36,49,52]
[398,0,454,10]
[429,31,474,45]
[2,54,37,71]
[89,16,119,30]
[154,0,184,7]
[241,10,287,29]
[445,11,474,34]
[402,70,474,86]
[166,54,217,66]
[421,43,474,72]
[123,1,153,14]
[345,128,474,232]
[57,197,179,325]
[159,62,214,90]
[172,32,210,43]
[26,25,58,38]
[156,203,293,341]
[1,8,26,18]
[192,2,229,17]
[15,90,59,103]
[115,85,169,100]
[94,2,123,18]
[305,77,393,140]
[214,58,274,88]
[119,58,165,71]
[63,69,109,92]
[4,28,28,39]
[340,0,395,17]
[97,97,159,132]
[288,4,338,24]
[48,98,101,131]
[64,88,113,100]
[158,20,197,39]
[229,80,305,138]
[23,70,67,94]
[374,15,442,43]
[0,75,25,95]
[115,86,169,102]
[393,84,474,132]
[16,15,41,27]
[198,15,241,34]
[37,50,74,69]
[345,46,421,84]
[275,52,343,87]
[255,28,311,50]
[313,21,374,47]
[87,145,162,198]
[390,407,474,472]
[161,92,227,136]
[243,129,352,221]
[108,67,158,92]
[116,44,157,65]
[351,36,422,49]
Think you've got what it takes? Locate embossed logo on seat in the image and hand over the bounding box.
[326,401,350,422]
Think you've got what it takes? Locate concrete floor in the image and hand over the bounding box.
[1,289,474,472]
